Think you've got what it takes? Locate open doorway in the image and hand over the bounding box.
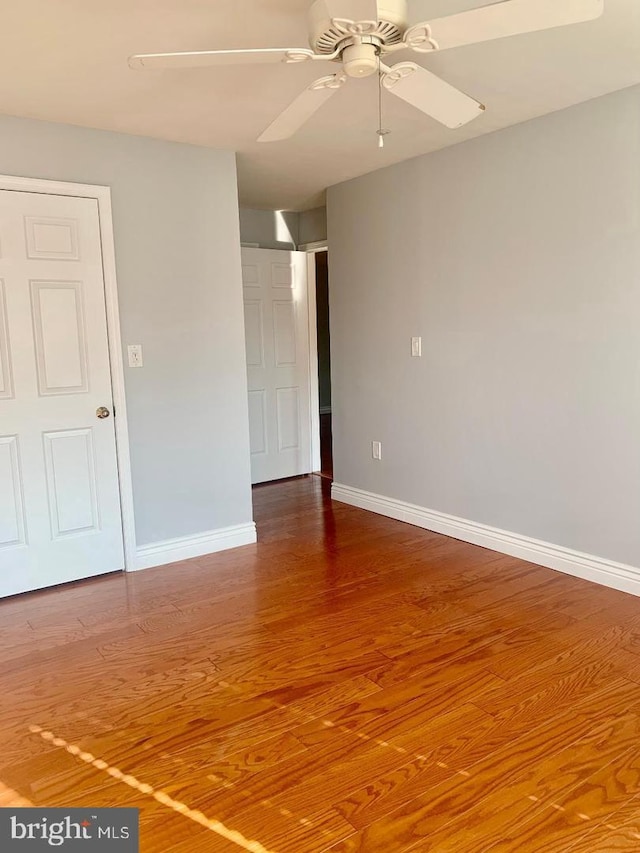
[314,250,333,480]
[241,243,331,488]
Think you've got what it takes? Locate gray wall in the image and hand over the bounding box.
[239,206,327,248]
[0,114,253,546]
[299,206,328,246]
[328,85,640,568]
[239,207,299,249]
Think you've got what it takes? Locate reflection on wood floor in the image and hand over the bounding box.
[2,475,640,851]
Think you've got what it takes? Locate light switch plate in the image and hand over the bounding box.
[372,441,382,460]
[411,337,422,358]
[127,345,143,368]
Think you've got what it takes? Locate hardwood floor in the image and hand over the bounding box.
[2,475,640,851]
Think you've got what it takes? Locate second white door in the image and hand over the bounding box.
[242,248,312,484]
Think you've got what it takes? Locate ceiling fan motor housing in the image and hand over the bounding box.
[341,42,379,77]
[308,0,409,67]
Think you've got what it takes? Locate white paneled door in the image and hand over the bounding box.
[242,248,312,484]
[0,190,124,597]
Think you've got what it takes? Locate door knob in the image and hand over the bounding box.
[96,406,111,419]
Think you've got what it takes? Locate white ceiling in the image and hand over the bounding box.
[1,1,639,210]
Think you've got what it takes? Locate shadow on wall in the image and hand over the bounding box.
[240,206,327,249]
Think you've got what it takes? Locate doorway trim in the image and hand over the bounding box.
[305,243,328,473]
[0,173,136,572]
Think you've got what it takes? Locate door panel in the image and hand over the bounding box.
[276,387,301,451]
[0,282,13,399]
[273,301,297,366]
[31,281,88,394]
[43,429,99,538]
[242,248,311,484]
[0,190,124,597]
[0,435,25,548]
[243,301,264,368]
[248,389,267,456]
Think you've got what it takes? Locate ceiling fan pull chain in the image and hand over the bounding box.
[377,55,390,149]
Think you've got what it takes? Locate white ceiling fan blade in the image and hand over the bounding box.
[381,62,484,129]
[128,47,337,70]
[258,73,348,143]
[405,0,604,53]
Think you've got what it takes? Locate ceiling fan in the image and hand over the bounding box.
[129,0,604,143]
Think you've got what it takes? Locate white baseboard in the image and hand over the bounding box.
[332,482,640,598]
[133,523,257,572]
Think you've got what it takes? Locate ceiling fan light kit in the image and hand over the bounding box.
[340,42,379,78]
[129,0,604,143]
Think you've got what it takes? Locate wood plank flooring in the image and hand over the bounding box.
[2,475,640,851]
